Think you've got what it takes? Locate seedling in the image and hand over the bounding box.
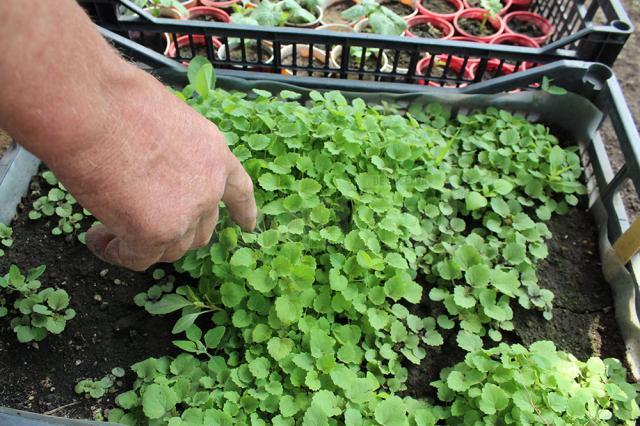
[75,367,126,399]
[97,60,619,425]
[0,223,12,257]
[281,0,321,24]
[29,170,91,239]
[0,265,75,343]
[432,341,640,424]
[342,0,408,35]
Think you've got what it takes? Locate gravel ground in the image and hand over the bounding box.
[605,0,640,220]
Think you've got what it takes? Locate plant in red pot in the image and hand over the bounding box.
[147,0,189,17]
[504,11,554,45]
[405,15,454,39]
[418,0,463,22]
[416,54,474,87]
[165,34,223,65]
[187,6,231,21]
[453,5,504,42]
[462,0,512,16]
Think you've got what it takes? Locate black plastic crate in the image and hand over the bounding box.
[79,0,633,87]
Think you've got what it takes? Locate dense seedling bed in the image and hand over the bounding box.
[0,60,638,424]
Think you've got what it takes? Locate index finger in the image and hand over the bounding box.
[222,154,257,231]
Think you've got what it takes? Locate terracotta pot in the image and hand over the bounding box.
[280,45,329,76]
[187,6,231,21]
[166,34,222,65]
[320,0,358,26]
[416,54,474,86]
[278,2,323,27]
[316,23,355,32]
[417,0,463,22]
[404,15,455,39]
[199,0,242,9]
[453,8,505,42]
[462,0,512,15]
[504,11,554,45]
[216,41,274,69]
[329,45,391,80]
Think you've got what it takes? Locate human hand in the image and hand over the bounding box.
[69,69,257,270]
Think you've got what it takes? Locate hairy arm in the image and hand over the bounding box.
[0,0,257,270]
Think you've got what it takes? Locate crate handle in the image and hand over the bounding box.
[613,218,640,265]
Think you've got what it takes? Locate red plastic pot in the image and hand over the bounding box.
[508,0,532,12]
[468,58,528,91]
[187,6,230,21]
[462,0,512,15]
[165,34,222,66]
[417,0,463,22]
[416,54,474,87]
[199,0,241,9]
[504,11,554,45]
[453,8,505,42]
[181,0,199,8]
[491,32,539,47]
[405,15,455,39]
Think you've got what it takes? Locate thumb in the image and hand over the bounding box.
[85,224,162,271]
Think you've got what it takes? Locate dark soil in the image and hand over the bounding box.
[406,207,627,399]
[425,63,461,79]
[421,0,458,14]
[410,22,444,38]
[0,129,11,158]
[0,176,176,420]
[378,0,415,16]
[178,44,209,58]
[458,17,497,37]
[322,0,355,25]
[507,17,545,38]
[190,14,225,22]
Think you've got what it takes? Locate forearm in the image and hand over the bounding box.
[0,1,159,183]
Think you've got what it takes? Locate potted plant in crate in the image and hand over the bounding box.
[280,44,330,76]
[377,0,419,20]
[187,5,231,22]
[347,0,408,35]
[504,11,555,44]
[321,0,358,26]
[166,34,223,64]
[463,0,512,15]
[454,0,505,42]
[416,53,474,86]
[418,0,463,22]
[279,0,324,27]
[405,15,455,39]
[329,46,390,80]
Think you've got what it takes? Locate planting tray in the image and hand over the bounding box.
[2,34,640,423]
[79,0,633,88]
